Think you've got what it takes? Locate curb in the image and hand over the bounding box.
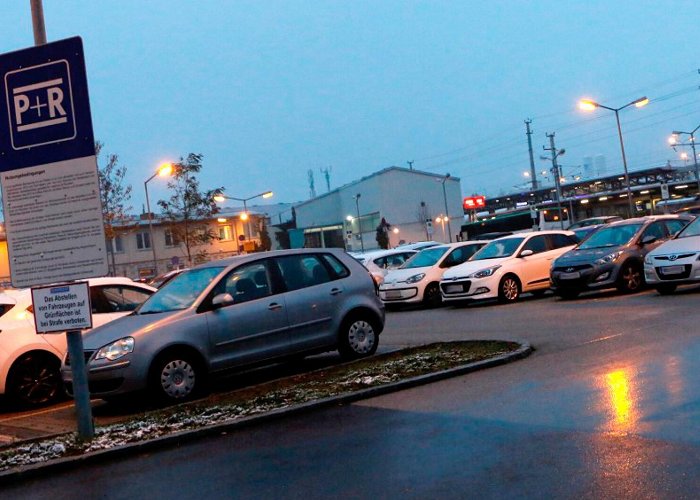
[0,342,533,484]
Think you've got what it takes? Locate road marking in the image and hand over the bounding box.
[581,333,624,345]
[0,401,74,423]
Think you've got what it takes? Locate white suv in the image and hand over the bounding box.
[440,231,578,303]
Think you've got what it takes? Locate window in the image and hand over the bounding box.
[164,229,181,247]
[522,235,547,254]
[218,225,233,241]
[91,286,154,313]
[641,222,666,241]
[664,219,688,237]
[214,262,271,304]
[276,254,331,291]
[110,236,124,253]
[442,244,482,268]
[136,232,151,250]
[548,233,578,249]
[320,254,350,279]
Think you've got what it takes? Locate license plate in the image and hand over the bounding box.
[660,265,684,275]
[384,290,402,299]
[559,271,581,280]
[444,284,463,293]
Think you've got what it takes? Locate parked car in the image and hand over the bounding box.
[0,277,155,407]
[353,248,418,284]
[568,216,624,241]
[148,268,188,289]
[550,215,692,299]
[62,249,385,403]
[393,241,441,251]
[644,215,700,294]
[440,230,578,304]
[379,241,487,307]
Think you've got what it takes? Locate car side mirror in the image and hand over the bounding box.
[212,293,234,309]
[519,249,534,258]
[641,235,657,245]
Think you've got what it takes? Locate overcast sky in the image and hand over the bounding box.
[1,1,698,212]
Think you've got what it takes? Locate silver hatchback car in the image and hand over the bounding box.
[61,249,385,403]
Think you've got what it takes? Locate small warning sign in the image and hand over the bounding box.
[31,281,92,334]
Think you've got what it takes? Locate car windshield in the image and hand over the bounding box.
[471,237,525,260]
[138,266,225,314]
[677,217,700,238]
[401,247,448,268]
[578,223,642,249]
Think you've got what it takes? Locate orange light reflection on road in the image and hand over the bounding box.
[605,369,637,433]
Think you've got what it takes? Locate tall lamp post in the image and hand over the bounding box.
[214,191,273,244]
[669,124,700,195]
[440,173,452,242]
[579,96,649,217]
[144,162,174,275]
[354,194,364,253]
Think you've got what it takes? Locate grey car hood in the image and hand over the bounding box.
[555,246,625,265]
[81,310,185,350]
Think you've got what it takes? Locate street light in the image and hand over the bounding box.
[354,193,364,253]
[144,162,174,275]
[579,96,649,216]
[440,173,452,242]
[214,191,273,243]
[669,124,700,195]
[435,216,449,242]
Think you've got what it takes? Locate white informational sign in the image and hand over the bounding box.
[31,281,92,334]
[0,156,108,288]
[661,183,670,200]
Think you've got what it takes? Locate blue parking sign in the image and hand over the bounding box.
[0,37,94,172]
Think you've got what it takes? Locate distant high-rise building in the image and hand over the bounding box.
[594,155,607,177]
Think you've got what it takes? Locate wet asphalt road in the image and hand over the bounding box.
[4,286,700,498]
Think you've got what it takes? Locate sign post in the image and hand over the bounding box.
[0,37,107,439]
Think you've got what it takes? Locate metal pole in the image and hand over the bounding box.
[355,195,364,253]
[547,133,565,230]
[525,119,538,190]
[66,330,94,439]
[30,0,47,45]
[144,179,158,275]
[614,109,635,217]
[244,199,251,243]
[442,174,452,242]
[691,134,699,196]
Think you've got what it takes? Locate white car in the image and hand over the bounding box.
[354,248,418,281]
[440,230,578,303]
[379,241,487,306]
[0,277,155,407]
[644,216,700,294]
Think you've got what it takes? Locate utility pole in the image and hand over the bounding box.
[544,133,565,230]
[407,160,414,170]
[525,119,538,190]
[30,0,47,45]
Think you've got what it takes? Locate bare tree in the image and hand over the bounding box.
[96,141,133,275]
[157,153,222,266]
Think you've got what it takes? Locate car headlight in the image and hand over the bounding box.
[405,273,426,284]
[594,251,624,265]
[94,337,134,362]
[469,265,501,279]
[644,254,653,265]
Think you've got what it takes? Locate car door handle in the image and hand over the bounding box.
[330,288,343,295]
[268,303,283,311]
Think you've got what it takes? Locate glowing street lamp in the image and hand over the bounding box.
[578,96,649,216]
[144,162,174,275]
[214,191,273,242]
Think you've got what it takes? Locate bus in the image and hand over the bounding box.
[461,206,569,240]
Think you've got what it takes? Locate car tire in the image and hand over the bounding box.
[616,262,643,293]
[498,275,521,303]
[7,352,63,408]
[422,283,442,308]
[338,314,379,361]
[149,350,205,403]
[655,284,677,295]
[557,289,580,300]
